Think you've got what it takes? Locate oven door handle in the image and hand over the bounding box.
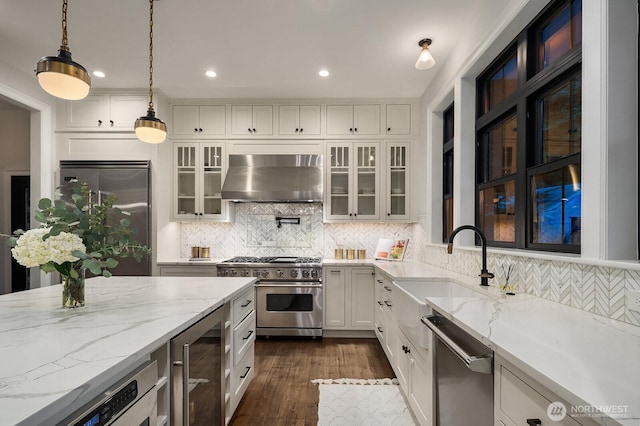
[255,283,323,288]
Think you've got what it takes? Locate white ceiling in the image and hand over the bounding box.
[0,0,506,99]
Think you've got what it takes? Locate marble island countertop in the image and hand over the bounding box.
[0,276,256,426]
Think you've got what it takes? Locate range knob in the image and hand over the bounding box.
[302,270,310,278]
[311,270,318,279]
[253,270,261,277]
[218,270,227,277]
[261,270,269,278]
[230,270,238,277]
[290,270,299,278]
[241,270,249,277]
[276,269,284,278]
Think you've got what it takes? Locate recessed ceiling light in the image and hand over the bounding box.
[318,69,330,77]
[92,70,106,78]
[205,70,217,78]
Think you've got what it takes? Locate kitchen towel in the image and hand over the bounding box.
[313,378,416,425]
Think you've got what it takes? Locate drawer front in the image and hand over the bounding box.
[233,311,256,365]
[233,287,255,325]
[500,366,581,426]
[231,344,255,412]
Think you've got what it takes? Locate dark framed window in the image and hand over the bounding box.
[443,103,454,242]
[475,0,582,253]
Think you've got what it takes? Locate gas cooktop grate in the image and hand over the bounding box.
[221,256,321,264]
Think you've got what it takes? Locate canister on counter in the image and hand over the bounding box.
[334,248,344,259]
[199,246,210,258]
[346,249,355,260]
[190,246,200,258]
[357,249,366,259]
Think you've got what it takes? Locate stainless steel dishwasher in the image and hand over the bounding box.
[422,311,493,425]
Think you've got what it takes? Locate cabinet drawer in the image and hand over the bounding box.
[233,311,256,365]
[233,287,255,325]
[158,266,216,276]
[500,366,581,426]
[231,344,254,411]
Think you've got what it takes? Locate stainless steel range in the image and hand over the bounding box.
[217,257,323,337]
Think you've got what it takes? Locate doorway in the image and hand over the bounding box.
[10,175,30,292]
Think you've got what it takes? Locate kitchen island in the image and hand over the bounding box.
[0,276,256,426]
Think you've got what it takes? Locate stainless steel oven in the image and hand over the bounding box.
[63,361,157,426]
[218,257,323,337]
[255,281,322,336]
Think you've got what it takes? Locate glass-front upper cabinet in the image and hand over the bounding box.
[325,142,380,221]
[173,142,228,221]
[385,142,410,220]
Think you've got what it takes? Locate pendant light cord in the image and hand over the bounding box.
[147,0,155,112]
[60,0,69,51]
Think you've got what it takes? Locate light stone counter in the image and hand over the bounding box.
[424,290,640,426]
[0,276,256,426]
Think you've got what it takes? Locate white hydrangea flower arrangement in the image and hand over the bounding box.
[4,182,150,308]
[11,228,86,268]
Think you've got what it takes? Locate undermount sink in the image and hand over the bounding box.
[392,280,488,349]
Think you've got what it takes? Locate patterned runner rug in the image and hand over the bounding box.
[312,378,417,425]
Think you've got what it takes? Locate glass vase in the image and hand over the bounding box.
[62,270,85,308]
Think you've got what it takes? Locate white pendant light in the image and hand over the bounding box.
[415,38,436,70]
[36,0,91,100]
[135,0,167,144]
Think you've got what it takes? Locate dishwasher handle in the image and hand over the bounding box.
[421,315,493,374]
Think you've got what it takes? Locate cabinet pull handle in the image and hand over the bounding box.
[300,128,303,132]
[240,366,251,379]
[526,420,542,426]
[349,128,353,132]
[252,128,256,132]
[194,128,198,133]
[330,270,341,273]
[354,127,358,132]
[377,301,384,306]
[110,120,114,126]
[387,127,391,132]
[384,301,392,307]
[377,326,383,333]
[241,300,252,308]
[376,279,383,283]
[295,128,299,132]
[182,343,190,426]
[242,330,254,340]
[248,128,252,133]
[354,213,357,217]
[199,128,203,132]
[349,213,353,217]
[384,286,392,291]
[387,213,391,216]
[98,120,102,126]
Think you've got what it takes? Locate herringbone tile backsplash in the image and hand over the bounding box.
[411,215,640,327]
[181,203,412,260]
[182,207,639,327]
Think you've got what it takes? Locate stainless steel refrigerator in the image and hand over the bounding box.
[59,161,151,276]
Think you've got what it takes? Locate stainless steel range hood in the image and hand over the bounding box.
[221,154,323,202]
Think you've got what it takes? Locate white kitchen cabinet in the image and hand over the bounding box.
[495,357,593,426]
[278,105,321,135]
[173,142,232,222]
[172,105,226,136]
[326,104,381,136]
[396,328,433,426]
[231,105,273,135]
[325,141,380,221]
[385,104,411,135]
[158,265,217,276]
[323,266,374,330]
[383,141,411,221]
[63,94,148,131]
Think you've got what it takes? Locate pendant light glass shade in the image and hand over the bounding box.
[135,109,167,144]
[136,0,166,144]
[415,38,436,70]
[36,0,91,100]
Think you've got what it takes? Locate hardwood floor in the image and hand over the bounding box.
[230,337,394,425]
